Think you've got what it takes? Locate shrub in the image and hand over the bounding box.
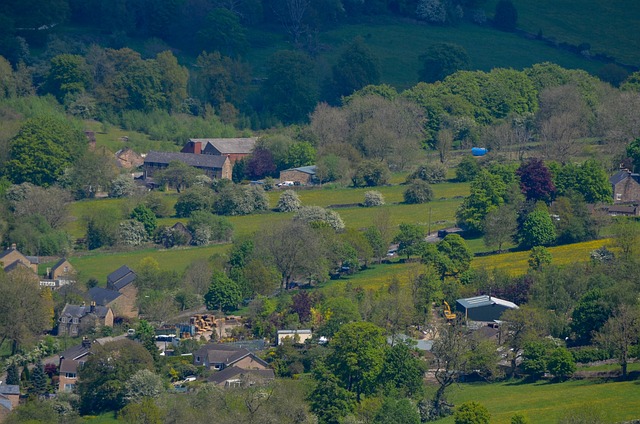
[277,190,302,212]
[174,187,213,218]
[352,160,390,187]
[117,220,147,246]
[294,206,345,231]
[456,156,480,182]
[404,180,433,204]
[407,162,447,184]
[109,175,136,198]
[454,401,490,424]
[363,191,385,207]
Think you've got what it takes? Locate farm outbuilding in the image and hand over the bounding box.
[456,295,518,322]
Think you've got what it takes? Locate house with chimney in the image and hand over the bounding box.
[610,169,640,203]
[57,334,129,393]
[40,258,76,288]
[181,137,258,165]
[57,303,114,337]
[88,265,138,319]
[0,244,38,274]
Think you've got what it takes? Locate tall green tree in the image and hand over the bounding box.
[326,322,387,401]
[6,115,86,186]
[78,339,155,414]
[456,170,507,233]
[331,37,380,100]
[262,50,318,124]
[204,271,242,313]
[308,363,355,424]
[483,204,517,252]
[595,305,640,378]
[28,361,48,396]
[45,54,91,102]
[394,223,427,259]
[518,206,556,248]
[419,43,470,83]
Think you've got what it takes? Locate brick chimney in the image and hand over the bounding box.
[194,141,202,154]
[90,301,96,313]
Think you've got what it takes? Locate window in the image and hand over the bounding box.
[616,193,622,201]
[65,372,77,379]
[73,318,78,324]
[64,383,75,392]
[196,356,201,362]
[61,317,67,323]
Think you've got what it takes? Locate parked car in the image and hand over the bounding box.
[277,181,294,187]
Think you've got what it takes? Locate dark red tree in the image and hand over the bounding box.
[247,147,276,179]
[516,158,556,202]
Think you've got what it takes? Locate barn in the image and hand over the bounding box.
[456,295,518,322]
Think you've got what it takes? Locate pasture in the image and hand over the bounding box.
[436,378,640,423]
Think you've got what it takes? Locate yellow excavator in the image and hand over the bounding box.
[443,301,456,321]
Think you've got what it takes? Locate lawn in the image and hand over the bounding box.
[67,245,229,283]
[436,379,640,423]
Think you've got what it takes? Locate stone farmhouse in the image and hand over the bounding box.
[88,265,139,319]
[181,137,258,165]
[0,244,38,274]
[610,169,640,203]
[58,302,114,337]
[143,151,232,180]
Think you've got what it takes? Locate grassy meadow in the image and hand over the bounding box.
[472,239,611,275]
[487,0,640,67]
[436,379,640,423]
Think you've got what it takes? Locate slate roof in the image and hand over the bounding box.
[195,343,269,368]
[51,258,70,273]
[59,343,91,361]
[25,256,39,264]
[191,137,258,155]
[145,151,228,169]
[89,287,121,305]
[457,295,518,310]
[0,395,12,411]
[207,366,275,385]
[60,303,111,319]
[610,170,631,186]
[59,358,80,374]
[3,260,32,273]
[107,265,136,290]
[0,385,20,396]
[289,165,317,175]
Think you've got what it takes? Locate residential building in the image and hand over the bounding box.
[58,302,114,337]
[207,367,275,387]
[182,137,258,165]
[193,343,269,371]
[40,258,76,288]
[0,384,20,419]
[88,265,138,319]
[610,169,640,203]
[0,244,38,274]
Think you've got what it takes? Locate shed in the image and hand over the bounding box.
[456,295,518,322]
[279,165,317,185]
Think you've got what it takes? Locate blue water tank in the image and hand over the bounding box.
[471,147,487,156]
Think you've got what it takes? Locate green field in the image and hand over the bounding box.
[472,239,611,275]
[67,245,229,283]
[490,0,640,67]
[245,18,604,91]
[436,379,640,423]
